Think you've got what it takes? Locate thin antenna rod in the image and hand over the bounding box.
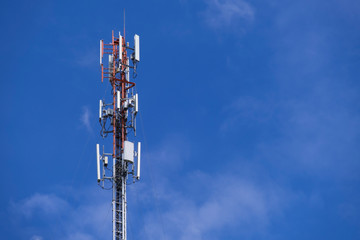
[123,9,126,39]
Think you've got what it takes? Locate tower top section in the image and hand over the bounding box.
[100,30,140,83]
[96,27,142,240]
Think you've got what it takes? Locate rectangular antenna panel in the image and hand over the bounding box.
[123,140,134,163]
[99,100,102,120]
[134,34,140,62]
[100,40,103,65]
[104,156,108,166]
[119,32,123,60]
[137,142,141,180]
[135,94,138,113]
[126,58,130,81]
[109,55,113,65]
[96,144,101,182]
[117,91,121,109]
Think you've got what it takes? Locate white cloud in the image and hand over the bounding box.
[124,135,294,240]
[10,137,309,240]
[31,235,43,240]
[140,174,287,240]
[250,3,360,179]
[80,106,92,133]
[63,232,96,240]
[12,187,112,240]
[17,193,69,218]
[202,0,254,29]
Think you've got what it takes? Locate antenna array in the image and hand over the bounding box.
[97,29,141,240]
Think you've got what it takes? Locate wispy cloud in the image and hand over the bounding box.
[30,235,43,240]
[266,4,360,178]
[220,89,360,179]
[15,193,69,218]
[64,232,96,240]
[11,188,112,240]
[80,106,92,133]
[139,173,288,240]
[10,136,310,240]
[201,0,254,29]
[127,137,291,240]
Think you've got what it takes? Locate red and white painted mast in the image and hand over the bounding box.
[97,25,141,240]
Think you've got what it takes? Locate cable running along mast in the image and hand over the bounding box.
[96,28,141,240]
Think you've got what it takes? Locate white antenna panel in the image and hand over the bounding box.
[123,140,134,163]
[109,55,113,66]
[100,40,103,65]
[126,58,130,81]
[117,91,121,109]
[99,100,103,120]
[134,34,140,62]
[135,94,138,113]
[119,32,123,60]
[96,144,101,182]
[137,142,141,180]
[104,156,108,166]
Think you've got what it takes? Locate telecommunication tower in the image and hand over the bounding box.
[96,28,141,240]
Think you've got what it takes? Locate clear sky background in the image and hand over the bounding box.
[1,0,359,239]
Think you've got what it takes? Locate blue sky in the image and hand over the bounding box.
[1,0,360,239]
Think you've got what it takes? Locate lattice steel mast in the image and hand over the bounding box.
[96,28,141,240]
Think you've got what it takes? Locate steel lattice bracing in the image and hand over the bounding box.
[97,29,141,240]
